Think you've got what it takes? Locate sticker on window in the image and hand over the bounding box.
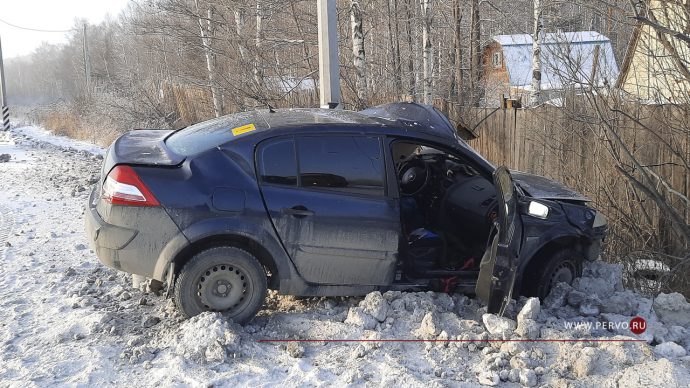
[232,123,256,136]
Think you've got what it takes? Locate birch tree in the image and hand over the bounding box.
[350,0,368,108]
[194,0,223,117]
[420,0,433,104]
[530,0,544,106]
[253,0,266,96]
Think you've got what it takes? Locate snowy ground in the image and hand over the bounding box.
[0,125,689,387]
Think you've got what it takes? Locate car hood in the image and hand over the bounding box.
[512,171,590,202]
[359,102,458,140]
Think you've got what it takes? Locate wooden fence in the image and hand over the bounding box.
[444,102,690,259]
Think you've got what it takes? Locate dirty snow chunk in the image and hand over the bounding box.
[566,290,586,307]
[169,312,237,364]
[142,316,160,328]
[582,261,624,289]
[359,291,389,322]
[600,291,637,315]
[543,282,572,309]
[74,243,87,251]
[287,342,305,358]
[515,319,540,339]
[344,307,377,330]
[482,314,517,336]
[434,293,455,312]
[653,293,690,327]
[579,297,601,316]
[611,359,690,387]
[654,326,688,345]
[0,153,10,162]
[508,368,520,383]
[517,298,540,321]
[414,312,439,339]
[519,369,537,387]
[573,277,615,299]
[573,347,599,377]
[352,344,366,359]
[654,342,687,358]
[477,371,500,386]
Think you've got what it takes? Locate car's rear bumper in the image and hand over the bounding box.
[85,187,183,279]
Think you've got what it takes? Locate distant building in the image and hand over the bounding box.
[617,0,690,104]
[482,31,620,106]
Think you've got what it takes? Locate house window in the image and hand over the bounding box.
[492,52,502,69]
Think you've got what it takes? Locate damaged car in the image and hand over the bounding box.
[85,102,607,323]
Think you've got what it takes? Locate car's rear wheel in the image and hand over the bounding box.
[173,246,267,324]
[528,249,583,299]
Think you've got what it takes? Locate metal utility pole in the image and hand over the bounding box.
[0,34,9,131]
[317,0,341,108]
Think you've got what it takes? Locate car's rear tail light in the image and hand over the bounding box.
[102,165,160,206]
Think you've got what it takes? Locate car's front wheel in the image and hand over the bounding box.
[528,249,584,299]
[173,246,267,324]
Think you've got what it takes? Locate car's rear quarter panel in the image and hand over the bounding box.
[134,137,297,287]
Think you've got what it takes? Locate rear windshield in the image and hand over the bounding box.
[166,112,260,156]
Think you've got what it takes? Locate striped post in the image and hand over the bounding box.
[1,106,8,131]
[0,35,7,131]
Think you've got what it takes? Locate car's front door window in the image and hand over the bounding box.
[296,136,385,196]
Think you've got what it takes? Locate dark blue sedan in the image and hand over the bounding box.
[85,102,606,323]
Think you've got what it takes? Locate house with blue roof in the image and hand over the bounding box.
[482,31,620,106]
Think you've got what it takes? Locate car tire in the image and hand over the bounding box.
[529,249,583,300]
[173,246,267,324]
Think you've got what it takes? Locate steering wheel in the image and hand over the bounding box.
[398,158,430,196]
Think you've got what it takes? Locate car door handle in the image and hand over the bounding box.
[281,206,314,218]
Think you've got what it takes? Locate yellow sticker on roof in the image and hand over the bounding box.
[232,123,256,136]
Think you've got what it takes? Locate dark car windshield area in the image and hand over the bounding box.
[258,135,385,196]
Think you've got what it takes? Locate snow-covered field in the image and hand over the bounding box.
[0,126,689,387]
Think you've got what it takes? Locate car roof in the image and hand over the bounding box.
[184,103,459,140]
[165,103,467,158]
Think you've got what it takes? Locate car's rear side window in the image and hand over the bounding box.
[166,112,259,156]
[297,136,384,196]
[257,138,297,186]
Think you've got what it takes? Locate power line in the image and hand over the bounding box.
[0,17,75,33]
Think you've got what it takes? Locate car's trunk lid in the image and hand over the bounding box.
[111,130,184,166]
[99,129,184,190]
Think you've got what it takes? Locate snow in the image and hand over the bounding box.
[12,125,105,156]
[1,124,689,386]
[494,31,620,90]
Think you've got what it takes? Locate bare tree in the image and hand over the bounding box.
[419,0,433,104]
[194,0,223,117]
[529,0,544,106]
[350,0,368,108]
[453,0,463,105]
[469,0,481,104]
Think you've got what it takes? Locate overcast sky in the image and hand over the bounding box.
[0,0,130,59]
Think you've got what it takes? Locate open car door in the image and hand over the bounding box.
[475,166,523,315]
